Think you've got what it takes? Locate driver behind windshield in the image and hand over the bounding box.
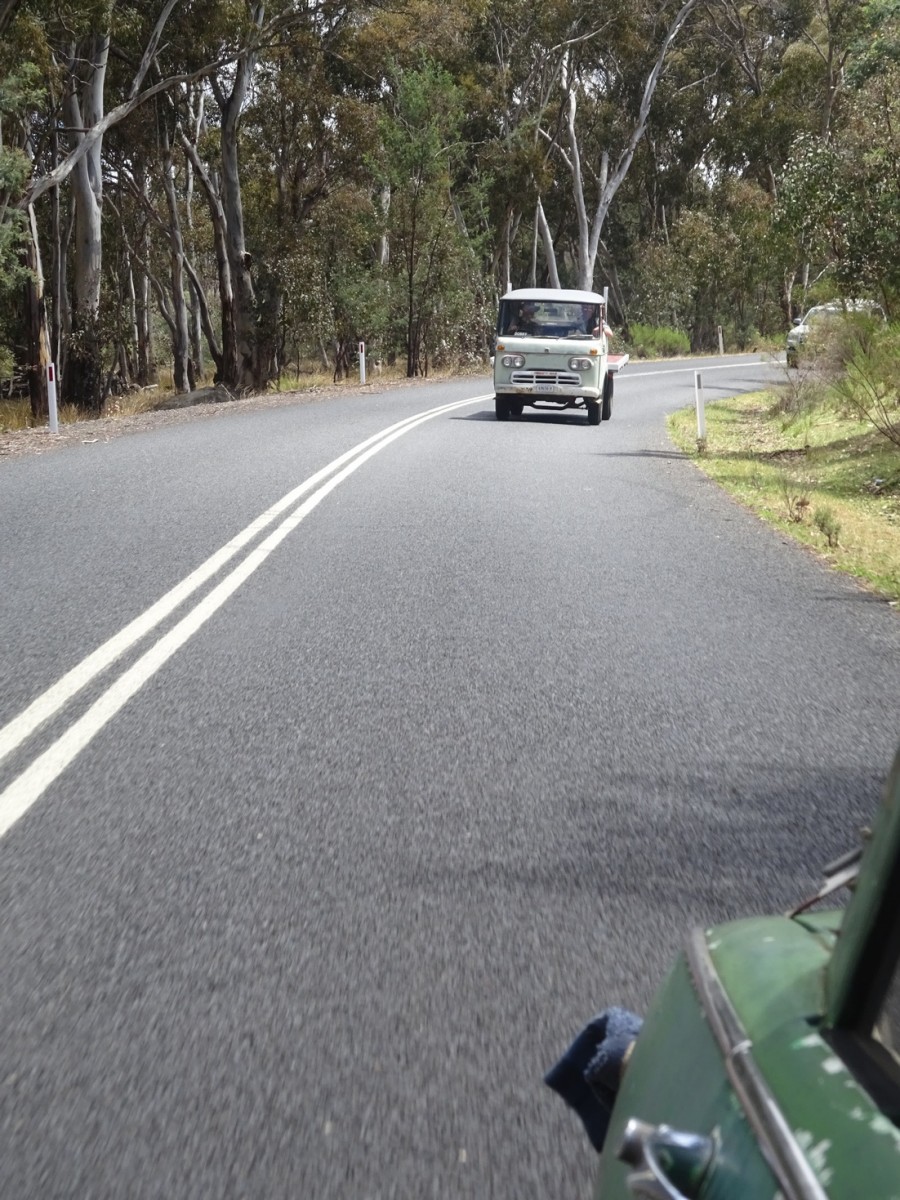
[505,303,537,335]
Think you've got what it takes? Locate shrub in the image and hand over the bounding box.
[814,506,842,548]
[780,471,811,522]
[832,322,900,447]
[772,368,826,417]
[627,323,690,359]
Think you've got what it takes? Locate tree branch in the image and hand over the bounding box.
[22,60,229,208]
[128,0,182,101]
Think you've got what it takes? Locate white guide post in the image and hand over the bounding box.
[359,341,366,385]
[47,362,59,433]
[694,371,706,444]
[717,325,724,355]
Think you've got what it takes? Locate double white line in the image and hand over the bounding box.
[0,393,490,839]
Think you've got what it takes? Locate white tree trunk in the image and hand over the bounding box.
[535,197,562,289]
[160,132,192,392]
[62,31,109,410]
[214,7,266,390]
[559,0,699,291]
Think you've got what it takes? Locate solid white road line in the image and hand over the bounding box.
[0,393,492,771]
[0,392,491,837]
[620,358,780,379]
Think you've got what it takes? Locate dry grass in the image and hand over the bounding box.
[0,360,446,433]
[1,359,490,460]
[668,389,900,603]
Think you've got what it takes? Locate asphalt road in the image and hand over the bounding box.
[1,357,899,1198]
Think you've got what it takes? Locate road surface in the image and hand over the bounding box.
[1,357,898,1198]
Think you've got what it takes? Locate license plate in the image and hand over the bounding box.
[534,383,558,393]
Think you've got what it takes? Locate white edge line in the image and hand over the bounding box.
[620,358,781,379]
[0,392,491,775]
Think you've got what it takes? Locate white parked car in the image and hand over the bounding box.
[493,288,627,425]
[786,298,885,367]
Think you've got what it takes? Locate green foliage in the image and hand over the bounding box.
[630,177,781,350]
[2,0,900,403]
[0,60,44,272]
[814,505,842,547]
[376,61,489,374]
[0,56,45,371]
[0,210,30,295]
[833,321,900,446]
[777,39,900,310]
[626,322,689,358]
[845,0,900,84]
[0,58,44,121]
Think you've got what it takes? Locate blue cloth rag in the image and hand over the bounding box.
[544,1006,643,1153]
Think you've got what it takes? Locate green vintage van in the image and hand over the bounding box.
[553,746,900,1199]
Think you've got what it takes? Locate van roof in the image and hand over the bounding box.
[501,288,605,304]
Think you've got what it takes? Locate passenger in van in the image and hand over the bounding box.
[581,304,613,338]
[506,303,538,335]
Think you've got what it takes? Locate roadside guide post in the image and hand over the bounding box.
[717,325,724,355]
[359,341,366,385]
[46,362,59,433]
[694,371,706,452]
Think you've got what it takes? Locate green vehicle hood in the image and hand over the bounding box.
[704,909,900,1197]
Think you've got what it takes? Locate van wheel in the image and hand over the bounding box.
[510,402,524,417]
[495,396,511,421]
[601,373,613,420]
[586,400,601,425]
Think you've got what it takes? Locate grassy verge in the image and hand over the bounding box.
[667,391,900,604]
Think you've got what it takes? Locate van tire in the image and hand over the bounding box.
[601,373,613,420]
[586,400,601,425]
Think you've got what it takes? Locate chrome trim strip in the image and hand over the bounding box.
[509,370,582,386]
[686,928,828,1200]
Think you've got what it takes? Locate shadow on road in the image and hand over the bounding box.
[453,410,593,426]
[603,449,687,460]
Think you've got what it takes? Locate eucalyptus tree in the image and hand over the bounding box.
[103,152,159,387]
[694,0,880,320]
[543,0,702,292]
[235,22,375,382]
[467,1,591,291]
[0,41,45,413]
[777,68,900,311]
[4,0,316,412]
[2,0,244,413]
[465,0,702,294]
[375,62,481,376]
[21,0,200,412]
[179,0,366,391]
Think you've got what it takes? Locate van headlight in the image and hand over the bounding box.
[501,354,525,368]
[568,357,593,371]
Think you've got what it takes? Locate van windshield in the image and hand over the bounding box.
[499,299,600,338]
